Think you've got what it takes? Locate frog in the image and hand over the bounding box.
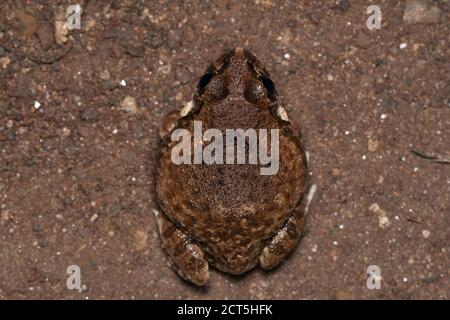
[154,48,316,286]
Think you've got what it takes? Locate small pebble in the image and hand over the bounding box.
[99,70,111,80]
[36,22,55,50]
[110,204,122,215]
[166,29,182,50]
[4,128,16,141]
[80,107,99,122]
[370,203,391,228]
[404,0,442,25]
[125,43,145,57]
[307,11,321,25]
[368,138,379,152]
[174,65,191,84]
[121,96,137,114]
[147,29,164,49]
[334,0,351,12]
[135,229,148,251]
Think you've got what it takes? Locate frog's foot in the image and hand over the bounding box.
[259,184,317,270]
[153,209,209,286]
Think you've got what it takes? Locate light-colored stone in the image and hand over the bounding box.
[135,229,148,251]
[54,6,69,45]
[368,138,379,152]
[369,203,391,229]
[121,96,137,114]
[404,0,442,25]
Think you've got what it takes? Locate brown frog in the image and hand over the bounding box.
[154,48,315,286]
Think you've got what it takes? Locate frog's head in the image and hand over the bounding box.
[196,48,277,105]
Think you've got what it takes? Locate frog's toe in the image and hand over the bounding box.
[259,218,300,270]
[153,209,209,286]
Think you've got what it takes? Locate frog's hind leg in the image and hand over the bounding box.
[153,209,209,286]
[259,184,317,270]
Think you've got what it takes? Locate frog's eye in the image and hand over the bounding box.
[206,76,229,100]
[244,80,266,104]
[198,73,214,94]
[259,75,275,96]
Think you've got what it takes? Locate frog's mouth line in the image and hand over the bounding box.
[170,120,280,176]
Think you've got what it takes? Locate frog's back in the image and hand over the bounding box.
[156,48,310,274]
[155,99,307,274]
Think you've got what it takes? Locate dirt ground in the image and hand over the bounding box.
[0,0,448,299]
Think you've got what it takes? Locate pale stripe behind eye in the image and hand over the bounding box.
[180,100,194,117]
[276,106,289,122]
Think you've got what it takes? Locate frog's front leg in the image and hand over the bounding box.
[158,109,181,141]
[259,184,317,270]
[159,101,195,141]
[153,209,209,286]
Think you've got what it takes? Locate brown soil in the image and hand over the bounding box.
[0,0,448,299]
